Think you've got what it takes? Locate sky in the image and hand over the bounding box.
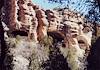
[32,0,91,14]
[32,0,60,9]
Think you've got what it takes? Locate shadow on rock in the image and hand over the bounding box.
[87,37,100,70]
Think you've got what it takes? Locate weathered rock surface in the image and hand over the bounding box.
[36,9,49,41]
[0,0,95,70]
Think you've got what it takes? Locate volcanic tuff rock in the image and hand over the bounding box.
[0,0,94,70]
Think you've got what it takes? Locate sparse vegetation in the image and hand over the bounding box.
[29,36,53,70]
[39,36,53,47]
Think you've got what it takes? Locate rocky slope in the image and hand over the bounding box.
[0,0,97,70]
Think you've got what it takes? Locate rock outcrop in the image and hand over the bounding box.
[0,0,94,70]
[36,9,49,41]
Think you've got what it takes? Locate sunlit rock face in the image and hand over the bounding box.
[52,8,93,70]
[1,0,93,70]
[36,9,49,41]
[3,0,38,42]
[46,10,60,32]
[50,8,92,52]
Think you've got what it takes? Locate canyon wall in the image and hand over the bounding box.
[0,0,94,70]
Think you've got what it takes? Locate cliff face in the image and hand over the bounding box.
[0,0,94,70]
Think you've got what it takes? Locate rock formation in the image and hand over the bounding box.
[0,0,94,70]
[36,9,49,41]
